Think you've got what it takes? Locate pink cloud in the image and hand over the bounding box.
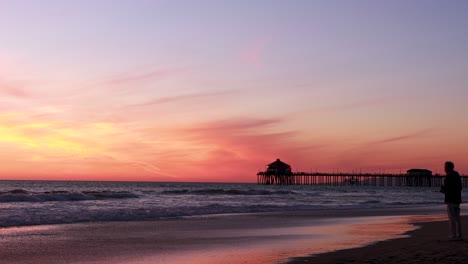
[0,80,30,99]
[369,128,435,145]
[312,97,392,113]
[325,128,440,173]
[105,68,185,86]
[241,37,271,67]
[164,117,325,182]
[125,90,236,108]
[184,117,282,133]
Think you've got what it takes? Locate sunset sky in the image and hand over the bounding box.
[1,0,467,182]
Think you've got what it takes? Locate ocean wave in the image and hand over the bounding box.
[360,200,382,204]
[0,181,452,228]
[0,203,311,228]
[161,189,297,196]
[387,201,433,206]
[0,189,138,203]
[0,200,443,228]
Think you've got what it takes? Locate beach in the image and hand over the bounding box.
[0,206,462,264]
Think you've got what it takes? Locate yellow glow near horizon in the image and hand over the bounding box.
[0,114,116,158]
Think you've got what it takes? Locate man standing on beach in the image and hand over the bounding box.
[440,161,463,240]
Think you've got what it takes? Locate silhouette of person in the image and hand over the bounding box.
[440,161,463,240]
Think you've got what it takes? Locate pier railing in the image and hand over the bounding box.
[257,172,468,187]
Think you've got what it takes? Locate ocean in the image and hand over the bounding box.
[0,180,462,228]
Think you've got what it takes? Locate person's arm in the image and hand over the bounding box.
[441,177,448,193]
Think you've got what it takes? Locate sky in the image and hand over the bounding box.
[0,0,467,182]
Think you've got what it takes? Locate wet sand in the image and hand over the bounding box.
[0,206,459,264]
[289,215,468,264]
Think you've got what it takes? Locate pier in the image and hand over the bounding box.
[257,171,468,187]
[257,159,468,187]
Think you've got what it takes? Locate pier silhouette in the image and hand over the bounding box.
[257,159,468,187]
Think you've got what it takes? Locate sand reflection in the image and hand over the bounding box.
[119,216,421,264]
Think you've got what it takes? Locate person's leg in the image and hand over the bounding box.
[454,205,463,239]
[447,204,457,239]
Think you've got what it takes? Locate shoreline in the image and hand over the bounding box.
[0,206,455,264]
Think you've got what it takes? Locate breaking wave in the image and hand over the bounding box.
[0,189,139,203]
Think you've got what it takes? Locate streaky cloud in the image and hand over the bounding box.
[126,90,236,108]
[184,117,283,132]
[370,128,435,145]
[105,68,185,86]
[314,96,392,113]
